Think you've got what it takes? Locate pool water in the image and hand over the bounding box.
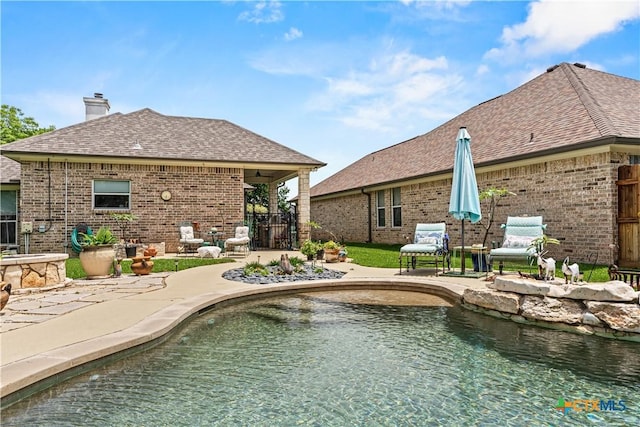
[3,291,639,426]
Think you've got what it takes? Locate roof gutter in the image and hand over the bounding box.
[0,151,326,170]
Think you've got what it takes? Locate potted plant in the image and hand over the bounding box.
[300,239,321,261]
[323,240,341,263]
[79,226,118,279]
[474,187,516,271]
[338,245,348,262]
[528,234,560,254]
[110,213,138,257]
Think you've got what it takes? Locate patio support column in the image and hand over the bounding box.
[297,168,311,243]
[268,182,278,214]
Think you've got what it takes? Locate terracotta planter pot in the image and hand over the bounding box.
[131,256,154,275]
[79,245,116,279]
[324,248,340,263]
[144,247,157,257]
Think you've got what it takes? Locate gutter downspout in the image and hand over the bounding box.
[64,161,68,253]
[361,188,372,243]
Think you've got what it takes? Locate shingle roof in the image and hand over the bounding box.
[1,108,325,167]
[0,155,20,184]
[310,62,640,198]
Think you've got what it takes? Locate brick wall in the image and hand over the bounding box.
[311,151,629,265]
[310,193,369,243]
[19,161,245,254]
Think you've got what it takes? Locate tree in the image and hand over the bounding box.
[1,105,55,144]
[479,187,516,247]
[246,183,292,214]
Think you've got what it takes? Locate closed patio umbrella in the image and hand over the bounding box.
[448,127,482,274]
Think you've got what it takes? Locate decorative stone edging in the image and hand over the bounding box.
[462,277,640,342]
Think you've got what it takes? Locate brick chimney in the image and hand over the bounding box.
[83,93,110,121]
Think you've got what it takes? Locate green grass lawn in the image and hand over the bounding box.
[343,242,612,282]
[66,243,612,282]
[65,257,235,279]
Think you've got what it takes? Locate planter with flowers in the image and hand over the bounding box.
[323,240,341,263]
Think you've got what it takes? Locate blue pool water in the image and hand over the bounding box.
[3,291,639,426]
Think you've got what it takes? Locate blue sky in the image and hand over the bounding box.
[2,1,639,193]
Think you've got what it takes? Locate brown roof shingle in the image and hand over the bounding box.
[0,155,21,184]
[311,62,640,197]
[1,108,325,167]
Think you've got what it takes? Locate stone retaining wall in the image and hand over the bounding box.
[462,276,640,342]
[0,254,69,290]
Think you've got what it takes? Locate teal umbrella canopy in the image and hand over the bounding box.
[449,127,482,223]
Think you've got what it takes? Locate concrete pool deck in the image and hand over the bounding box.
[0,250,489,403]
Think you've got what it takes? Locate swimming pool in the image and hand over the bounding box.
[2,290,638,426]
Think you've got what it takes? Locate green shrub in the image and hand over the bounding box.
[243,261,268,276]
[81,226,117,246]
[323,240,341,250]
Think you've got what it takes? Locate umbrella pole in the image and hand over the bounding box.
[460,219,465,274]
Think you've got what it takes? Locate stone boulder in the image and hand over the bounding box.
[489,277,551,296]
[586,301,640,333]
[463,288,520,314]
[520,296,584,324]
[555,281,637,302]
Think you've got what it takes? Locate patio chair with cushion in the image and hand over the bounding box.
[178,222,204,255]
[399,222,449,275]
[488,216,546,274]
[224,226,251,256]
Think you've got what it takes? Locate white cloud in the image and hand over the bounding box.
[401,0,472,11]
[238,1,284,24]
[284,27,303,41]
[476,64,490,75]
[311,52,459,130]
[486,0,640,61]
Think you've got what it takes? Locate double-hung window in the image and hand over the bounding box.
[391,187,402,227]
[93,180,131,210]
[0,190,18,248]
[376,190,386,227]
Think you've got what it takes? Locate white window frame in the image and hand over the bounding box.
[391,187,402,228]
[0,190,18,247]
[92,180,131,211]
[376,190,386,228]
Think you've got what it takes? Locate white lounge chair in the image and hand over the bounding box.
[178,223,204,255]
[399,223,449,275]
[224,226,251,256]
[488,216,546,274]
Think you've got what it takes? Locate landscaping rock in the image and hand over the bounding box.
[520,296,584,324]
[489,276,551,296]
[586,301,640,333]
[463,288,520,314]
[222,264,346,285]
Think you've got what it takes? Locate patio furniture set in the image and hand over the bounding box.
[399,216,546,276]
[178,222,250,257]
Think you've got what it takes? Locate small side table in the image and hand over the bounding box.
[207,232,225,249]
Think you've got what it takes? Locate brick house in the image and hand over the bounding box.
[1,94,325,254]
[309,63,640,267]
